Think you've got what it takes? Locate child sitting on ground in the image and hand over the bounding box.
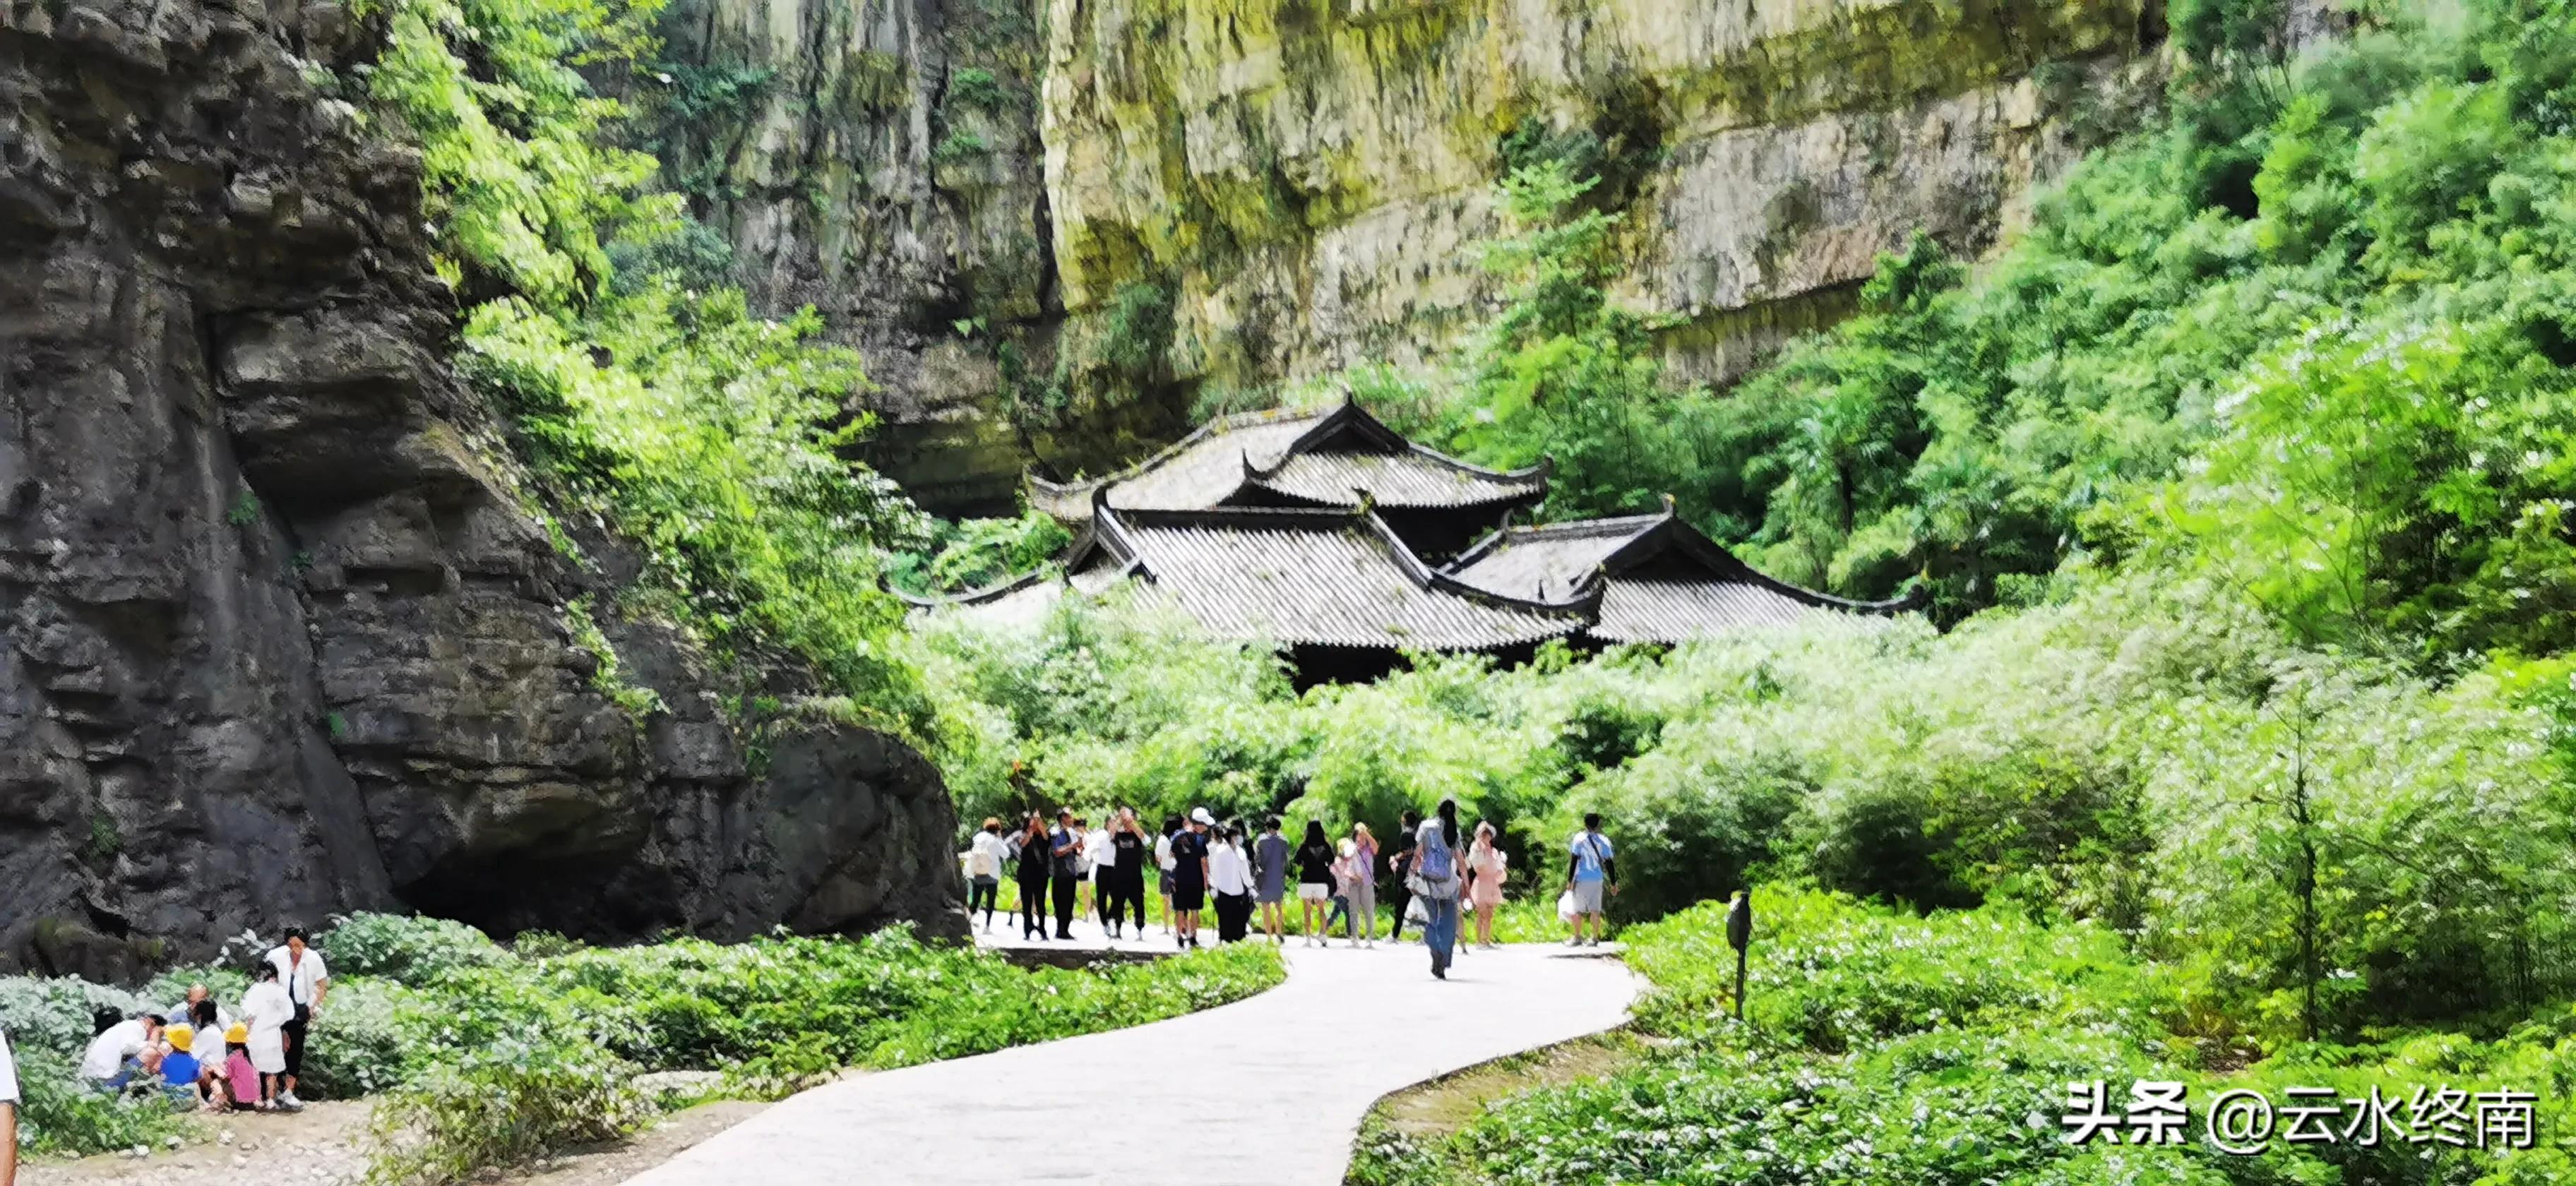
[221,1024,261,1111]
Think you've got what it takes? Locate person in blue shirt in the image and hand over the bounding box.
[157,1024,203,1105]
[1564,812,1618,947]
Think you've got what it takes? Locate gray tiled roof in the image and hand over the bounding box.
[1444,513,1913,645]
[1026,401,1545,524]
[1439,515,1662,603]
[1095,507,1587,649]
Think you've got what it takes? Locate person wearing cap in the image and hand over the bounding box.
[220,1022,261,1111]
[157,1023,205,1103]
[1168,808,1215,948]
[965,817,1010,933]
[2,1021,20,1186]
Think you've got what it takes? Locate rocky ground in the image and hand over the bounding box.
[20,1099,769,1186]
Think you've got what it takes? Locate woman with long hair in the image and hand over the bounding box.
[1344,823,1380,948]
[1014,813,1052,940]
[1412,799,1466,978]
[1293,819,1337,947]
[1467,820,1508,949]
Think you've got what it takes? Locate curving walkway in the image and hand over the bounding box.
[619,943,1640,1186]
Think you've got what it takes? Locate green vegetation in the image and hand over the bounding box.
[1353,887,2576,1185]
[888,510,1072,594]
[0,915,1282,1173]
[1403,0,2576,647]
[357,0,938,735]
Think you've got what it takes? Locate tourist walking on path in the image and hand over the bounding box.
[240,964,294,1108]
[1344,824,1380,947]
[1168,809,1213,948]
[1048,810,1083,940]
[1565,812,1618,947]
[1293,821,1337,946]
[1412,801,1466,979]
[264,928,327,1108]
[1253,818,1290,944]
[1015,815,1052,940]
[1386,809,1421,942]
[1467,822,1508,949]
[1209,826,1255,942]
[966,817,1009,933]
[1107,808,1150,938]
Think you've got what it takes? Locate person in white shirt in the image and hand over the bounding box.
[263,928,328,1108]
[964,817,1011,933]
[1084,820,1117,936]
[1208,827,1256,942]
[1154,815,1180,935]
[78,1013,162,1088]
[1,1024,19,1186]
[240,964,297,1110]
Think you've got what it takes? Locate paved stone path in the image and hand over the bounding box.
[619,942,1640,1186]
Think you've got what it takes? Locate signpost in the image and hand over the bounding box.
[1725,890,1752,1022]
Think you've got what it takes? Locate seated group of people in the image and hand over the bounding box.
[79,930,330,1113]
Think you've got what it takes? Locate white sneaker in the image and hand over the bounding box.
[1565,936,1585,947]
[277,1093,304,1112]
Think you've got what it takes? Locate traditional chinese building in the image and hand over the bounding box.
[910,397,1918,683]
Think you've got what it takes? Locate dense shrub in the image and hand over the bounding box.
[1360,888,2570,1186]
[316,914,510,986]
[364,1042,654,1186]
[10,1048,193,1157]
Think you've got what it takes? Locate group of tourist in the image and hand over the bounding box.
[962,803,1621,979]
[70,930,330,1113]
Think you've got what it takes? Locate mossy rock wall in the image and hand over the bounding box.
[1041,0,2161,395]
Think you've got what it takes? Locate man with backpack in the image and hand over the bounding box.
[1565,812,1618,947]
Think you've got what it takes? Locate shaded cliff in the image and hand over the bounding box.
[0,0,963,979]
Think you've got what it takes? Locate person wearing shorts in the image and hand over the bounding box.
[1292,820,1337,947]
[1169,810,1212,948]
[1564,813,1618,947]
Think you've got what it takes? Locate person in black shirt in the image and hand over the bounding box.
[1107,808,1150,938]
[1292,820,1338,947]
[1169,809,1212,948]
[1013,815,1052,940]
[1386,808,1421,941]
[1048,810,1083,940]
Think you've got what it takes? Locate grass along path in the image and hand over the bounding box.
[619,944,1639,1186]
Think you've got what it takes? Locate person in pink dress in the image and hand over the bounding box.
[1466,821,1509,949]
[220,1024,261,1110]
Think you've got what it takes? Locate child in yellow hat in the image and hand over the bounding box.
[220,1023,260,1110]
[157,1024,205,1103]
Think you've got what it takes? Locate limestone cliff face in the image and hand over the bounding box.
[662,0,2161,511]
[648,0,1071,515]
[1040,0,2161,394]
[0,0,962,978]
